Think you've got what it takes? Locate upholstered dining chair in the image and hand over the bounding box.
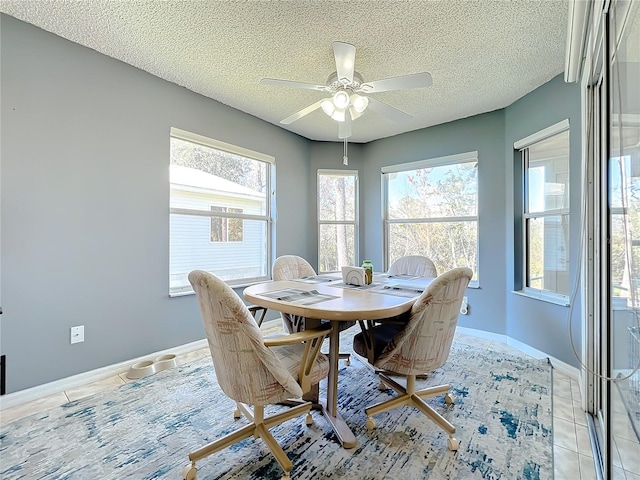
[272,255,318,333]
[273,255,352,365]
[387,255,438,278]
[183,270,331,480]
[352,266,473,451]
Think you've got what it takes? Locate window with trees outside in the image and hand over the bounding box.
[169,128,273,295]
[517,123,570,300]
[382,152,478,284]
[318,170,358,273]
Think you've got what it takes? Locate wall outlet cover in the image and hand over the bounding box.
[70,325,85,344]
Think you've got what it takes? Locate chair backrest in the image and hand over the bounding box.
[375,267,473,375]
[273,255,316,281]
[188,270,303,404]
[388,255,438,278]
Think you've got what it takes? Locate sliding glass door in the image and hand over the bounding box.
[605,1,640,476]
[586,1,640,477]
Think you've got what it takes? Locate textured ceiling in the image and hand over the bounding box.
[0,0,569,143]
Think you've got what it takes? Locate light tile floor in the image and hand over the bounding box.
[0,323,601,479]
[611,386,640,479]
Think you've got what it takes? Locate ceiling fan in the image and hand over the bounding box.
[260,42,433,140]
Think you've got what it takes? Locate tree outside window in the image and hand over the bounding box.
[211,206,243,242]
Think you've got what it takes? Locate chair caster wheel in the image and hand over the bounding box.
[233,407,241,419]
[345,358,351,366]
[280,474,291,480]
[447,437,460,451]
[305,413,313,426]
[365,417,376,430]
[378,380,387,391]
[444,393,455,405]
[182,464,197,480]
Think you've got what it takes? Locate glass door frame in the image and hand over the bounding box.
[582,1,610,477]
[583,1,640,477]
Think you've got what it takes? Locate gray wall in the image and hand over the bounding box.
[0,15,311,393]
[1,14,583,395]
[504,75,583,365]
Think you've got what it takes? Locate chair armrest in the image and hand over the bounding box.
[264,326,331,347]
[264,326,332,394]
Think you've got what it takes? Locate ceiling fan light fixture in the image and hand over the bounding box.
[332,90,350,109]
[321,99,335,116]
[331,109,346,122]
[351,94,368,113]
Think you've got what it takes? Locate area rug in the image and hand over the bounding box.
[0,339,553,479]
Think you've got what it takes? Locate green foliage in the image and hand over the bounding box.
[388,163,478,276]
[171,138,267,192]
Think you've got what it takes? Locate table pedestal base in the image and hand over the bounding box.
[320,400,357,449]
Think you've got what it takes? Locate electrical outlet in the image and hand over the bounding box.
[70,325,84,344]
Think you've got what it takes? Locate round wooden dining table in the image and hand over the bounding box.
[243,276,430,449]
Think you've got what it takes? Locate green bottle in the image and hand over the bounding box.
[362,260,373,285]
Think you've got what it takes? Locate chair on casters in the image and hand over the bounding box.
[388,255,438,278]
[352,267,473,451]
[183,270,331,480]
[273,255,353,365]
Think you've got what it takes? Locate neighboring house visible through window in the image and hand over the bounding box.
[382,152,479,284]
[317,170,358,272]
[169,128,274,295]
[515,120,570,302]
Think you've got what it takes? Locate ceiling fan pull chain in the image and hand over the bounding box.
[343,138,348,165]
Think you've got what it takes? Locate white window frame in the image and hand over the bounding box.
[382,151,479,286]
[514,119,570,305]
[317,169,359,273]
[169,128,274,296]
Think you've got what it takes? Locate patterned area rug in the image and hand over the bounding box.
[0,338,553,479]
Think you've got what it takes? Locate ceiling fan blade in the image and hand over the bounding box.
[357,72,433,93]
[338,109,352,139]
[366,97,412,123]
[333,42,356,83]
[261,78,329,92]
[280,100,324,124]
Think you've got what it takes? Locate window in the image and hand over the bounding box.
[169,128,273,295]
[317,170,358,272]
[210,206,243,242]
[382,152,478,284]
[516,122,570,300]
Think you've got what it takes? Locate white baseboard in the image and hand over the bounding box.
[2,322,583,410]
[547,356,581,380]
[456,326,507,343]
[0,339,208,410]
[505,335,549,360]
